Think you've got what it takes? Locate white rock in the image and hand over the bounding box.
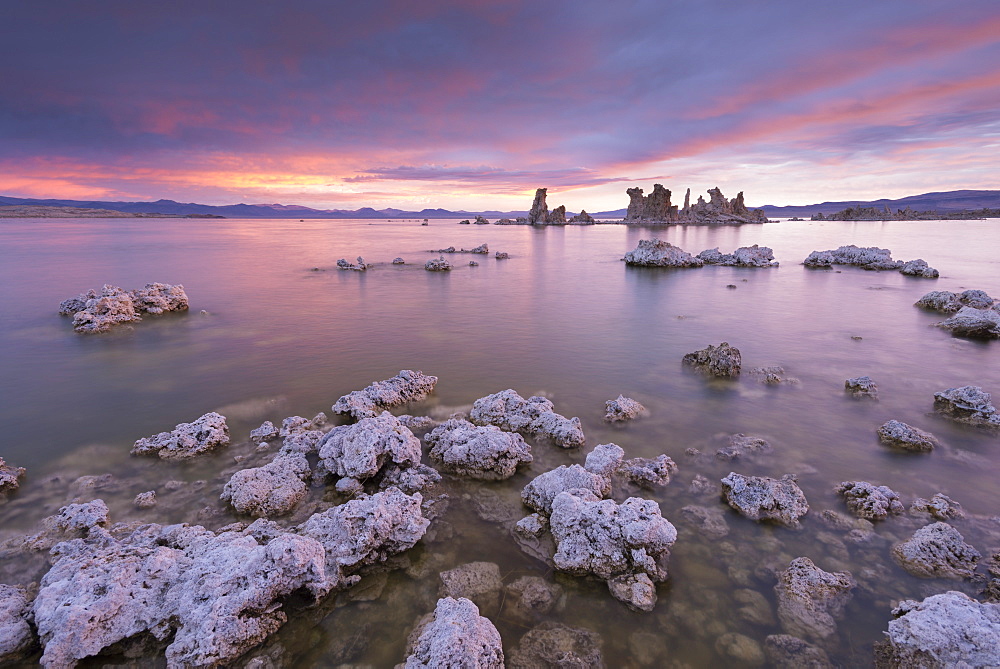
[470,389,585,448]
[131,411,230,459]
[403,597,503,668]
[332,370,438,420]
[425,418,532,480]
[317,411,421,481]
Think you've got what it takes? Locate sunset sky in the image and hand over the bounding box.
[1,0,998,212]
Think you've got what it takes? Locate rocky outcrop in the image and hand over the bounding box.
[916,289,995,313]
[548,205,567,224]
[528,188,550,224]
[495,251,509,259]
[569,210,596,223]
[721,473,809,527]
[392,257,405,264]
[0,584,34,664]
[835,481,905,520]
[131,411,230,459]
[474,215,490,225]
[624,239,704,267]
[939,306,1000,338]
[933,385,1000,430]
[716,433,772,460]
[59,282,189,333]
[337,257,368,271]
[332,370,438,420]
[55,499,110,531]
[129,283,190,314]
[424,255,451,271]
[775,557,856,642]
[425,418,532,480]
[221,451,311,517]
[803,245,902,271]
[845,376,878,399]
[549,489,677,611]
[250,420,279,443]
[317,412,422,484]
[874,591,1000,668]
[0,457,26,495]
[624,185,767,224]
[521,464,609,514]
[891,522,980,578]
[683,342,742,377]
[877,420,938,452]
[899,259,940,278]
[402,597,503,668]
[508,622,604,669]
[469,389,585,448]
[910,493,965,521]
[697,244,778,267]
[603,395,647,422]
[618,455,678,488]
[626,184,676,221]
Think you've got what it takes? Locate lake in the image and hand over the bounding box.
[1,216,998,666]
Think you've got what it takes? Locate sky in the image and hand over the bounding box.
[1,0,998,212]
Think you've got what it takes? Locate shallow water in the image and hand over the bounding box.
[1,217,999,667]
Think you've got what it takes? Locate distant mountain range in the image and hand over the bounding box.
[2,189,998,220]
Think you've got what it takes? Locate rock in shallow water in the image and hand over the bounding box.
[891,522,980,579]
[933,385,1000,431]
[803,245,901,271]
[332,369,438,420]
[521,464,609,514]
[470,389,585,448]
[403,597,504,669]
[774,557,856,642]
[507,621,604,669]
[720,473,808,527]
[836,480,905,520]
[697,244,778,267]
[317,411,421,481]
[0,457,26,495]
[130,411,230,460]
[0,584,34,664]
[425,418,532,480]
[939,306,1000,338]
[221,451,311,517]
[877,420,938,452]
[845,375,878,399]
[603,395,647,422]
[683,342,742,377]
[624,239,704,267]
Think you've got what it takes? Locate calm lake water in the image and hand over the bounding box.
[1,216,998,667]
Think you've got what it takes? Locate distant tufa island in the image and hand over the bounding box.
[811,205,1000,221]
[0,205,223,219]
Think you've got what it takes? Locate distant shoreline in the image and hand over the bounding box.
[0,205,224,219]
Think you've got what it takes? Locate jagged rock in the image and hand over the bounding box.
[619,455,678,488]
[377,463,441,494]
[549,490,676,611]
[435,246,457,254]
[892,522,980,578]
[910,493,965,520]
[222,452,311,517]
[469,389,585,448]
[438,562,503,616]
[583,443,624,478]
[424,256,451,271]
[469,261,478,266]
[392,257,405,264]
[474,215,489,225]
[689,473,716,497]
[508,622,604,669]
[280,428,324,454]
[33,520,330,668]
[716,433,772,460]
[624,239,704,267]
[721,473,809,527]
[803,245,902,270]
[279,415,312,437]
[55,499,109,531]
[877,420,938,452]
[915,290,963,313]
[874,591,1000,668]
[521,464,609,514]
[688,187,768,224]
[845,376,878,399]
[548,205,567,224]
[764,634,833,669]
[425,418,532,481]
[504,577,563,623]
[715,632,765,666]
[603,395,647,422]
[0,584,34,664]
[957,289,996,308]
[458,219,471,224]
[679,505,730,538]
[933,385,1000,430]
[775,557,856,642]
[939,306,1000,338]
[333,370,438,420]
[61,284,139,332]
[337,257,367,271]
[131,411,230,459]
[0,457,25,495]
[297,487,429,583]
[133,491,157,508]
[403,597,503,669]
[697,244,778,267]
[467,243,488,254]
[569,210,595,223]
[129,282,190,314]
[317,412,421,481]
[528,188,550,224]
[250,420,279,443]
[682,342,741,377]
[626,184,676,221]
[835,481,905,520]
[899,259,939,278]
[495,251,509,259]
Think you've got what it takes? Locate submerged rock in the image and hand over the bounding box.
[877,420,939,452]
[392,257,405,264]
[424,255,452,271]
[874,591,1000,668]
[679,504,730,539]
[317,411,421,481]
[803,245,902,271]
[764,634,833,669]
[55,499,109,532]
[836,481,905,520]
[337,256,367,271]
[403,597,503,669]
[716,433,772,461]
[508,622,604,669]
[697,244,778,267]
[504,577,563,624]
[619,454,678,488]
[250,420,279,443]
[715,632,765,666]
[521,464,609,514]
[0,457,26,495]
[131,411,230,459]
[939,306,1000,338]
[222,451,311,517]
[683,342,742,377]
[624,239,704,267]
[603,395,647,422]
[129,282,190,314]
[845,376,878,399]
[910,493,965,521]
[899,258,939,278]
[332,370,438,420]
[933,385,1000,430]
[892,522,980,579]
[425,418,532,480]
[470,389,585,448]
[438,562,503,616]
[0,584,34,664]
[775,557,856,642]
[721,473,809,527]
[495,251,509,259]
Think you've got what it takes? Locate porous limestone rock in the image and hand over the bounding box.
[957,289,996,309]
[721,473,809,527]
[438,562,503,616]
[474,215,489,225]
[569,210,596,223]
[874,591,1000,668]
[250,420,279,443]
[774,557,856,642]
[899,259,939,278]
[131,411,230,459]
[910,493,965,521]
[0,457,26,495]
[835,481,905,520]
[877,420,939,452]
[425,418,532,481]
[697,244,778,267]
[528,188,550,224]
[470,389,585,448]
[337,257,367,271]
[683,342,742,377]
[317,412,421,481]
[55,499,109,532]
[221,451,311,517]
[403,597,503,669]
[583,442,624,478]
[679,505,730,539]
[133,491,157,508]
[845,376,878,399]
[549,490,677,611]
[933,385,1000,430]
[618,455,678,488]
[548,205,567,224]
[377,462,441,495]
[61,284,139,333]
[332,370,438,420]
[0,584,34,664]
[467,243,488,254]
[891,522,980,579]
[803,245,902,270]
[129,282,190,314]
[495,251,509,259]
[624,239,704,267]
[521,464,609,514]
[603,395,647,422]
[764,634,833,669]
[424,256,451,271]
[504,576,563,623]
[33,520,330,668]
[716,433,772,460]
[915,290,963,313]
[392,257,405,264]
[508,622,604,669]
[940,306,1000,338]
